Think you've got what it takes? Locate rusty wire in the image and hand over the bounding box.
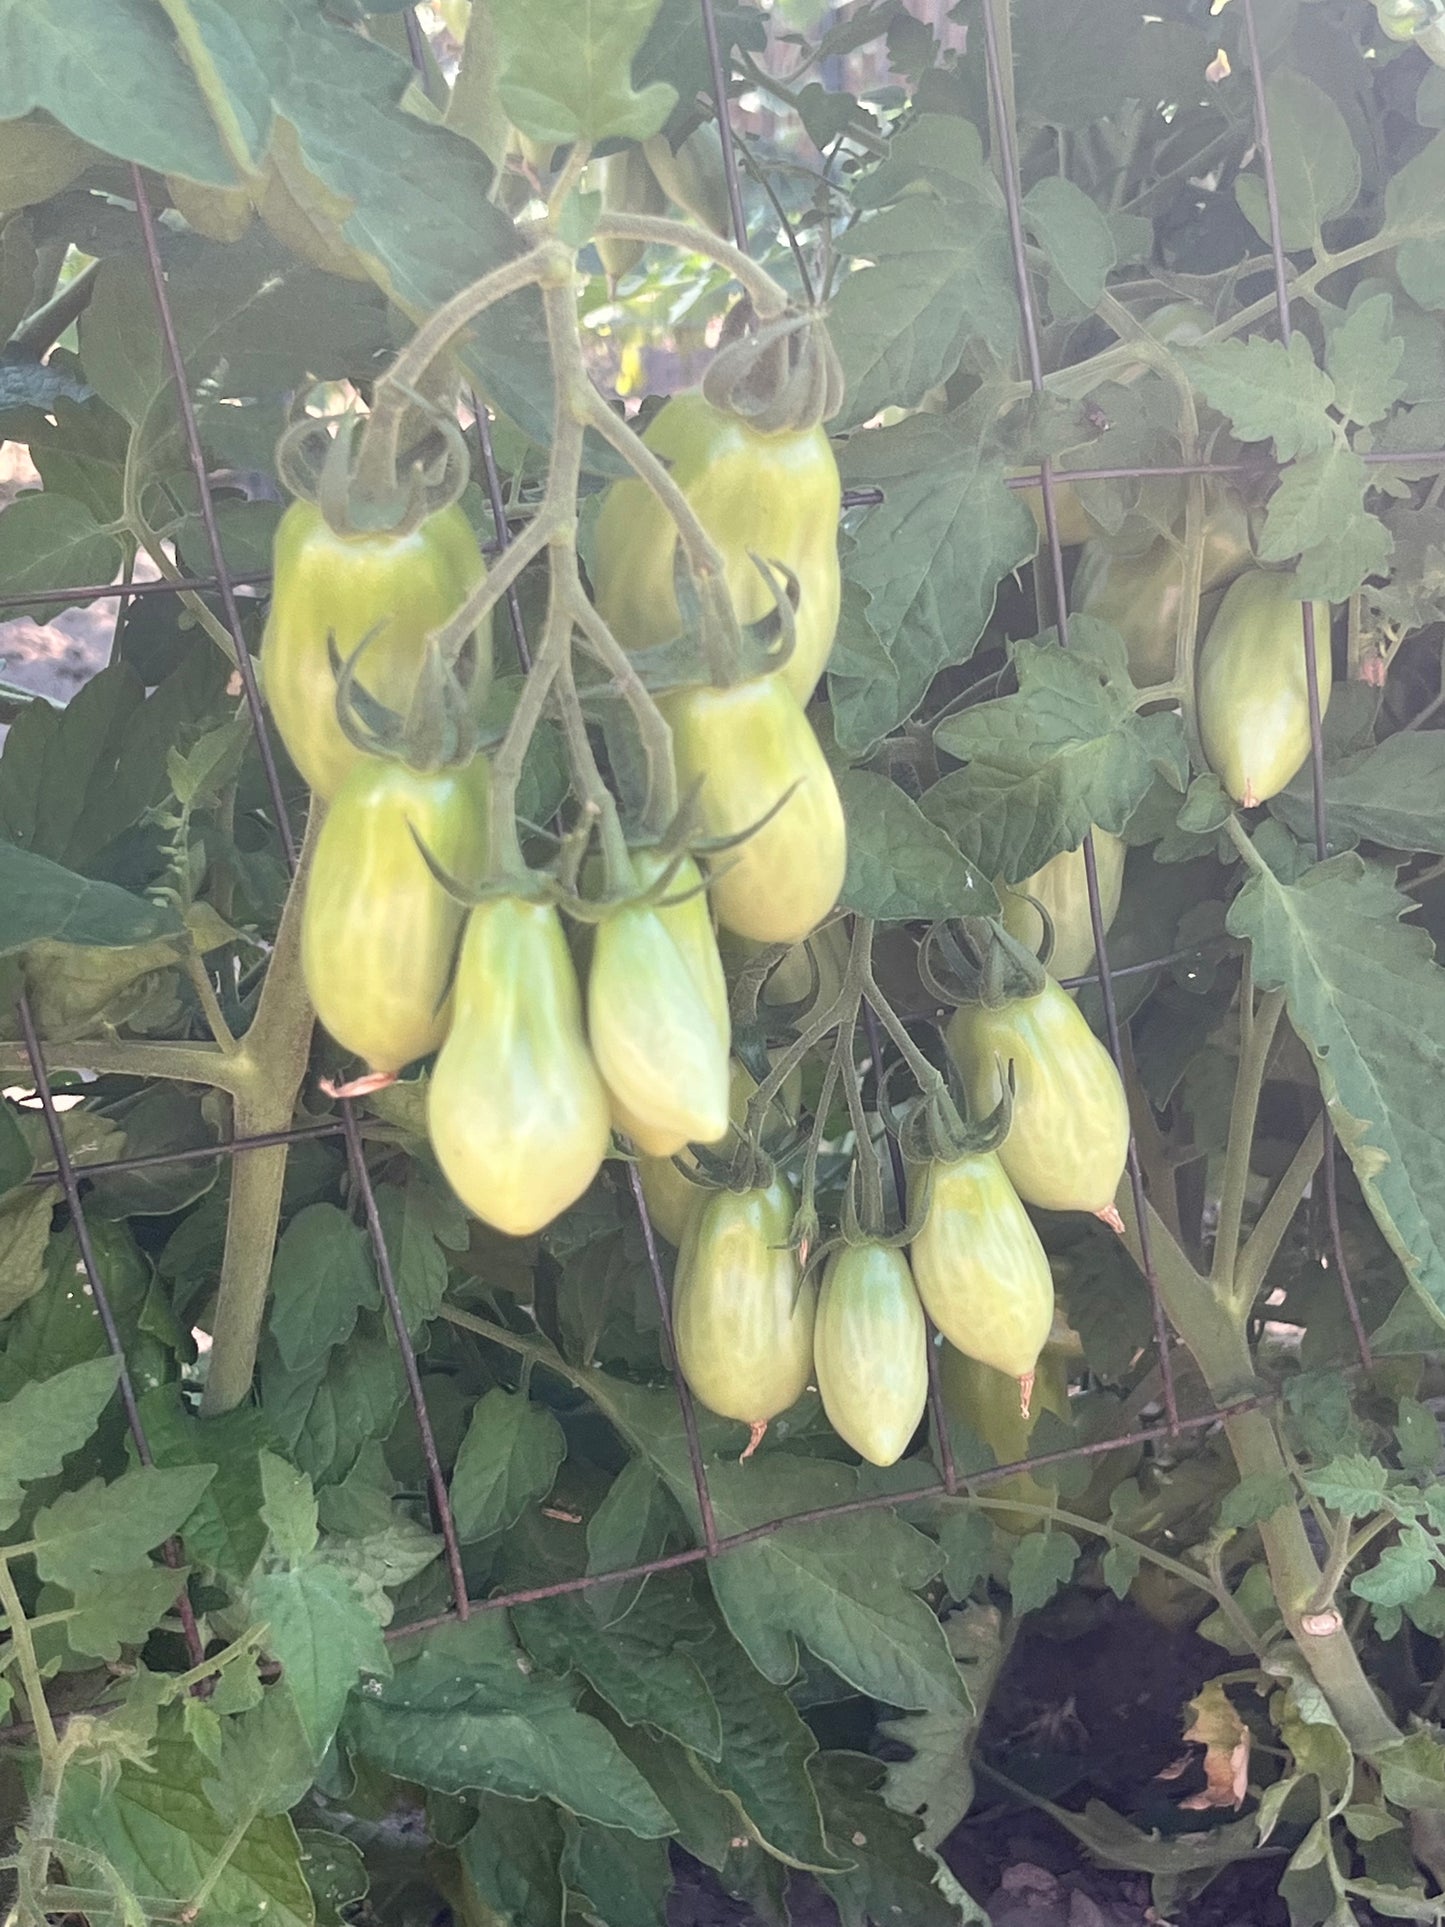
[3,8,1420,1647]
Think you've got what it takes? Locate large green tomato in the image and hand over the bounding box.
[666,673,846,946]
[1073,490,1252,686]
[302,756,489,1074]
[999,831,1126,983]
[910,1152,1054,1380]
[946,980,1130,1218]
[428,898,611,1236]
[261,498,489,800]
[673,1176,815,1431]
[588,895,730,1159]
[630,850,729,1042]
[593,392,842,704]
[1197,569,1332,807]
[813,1243,928,1467]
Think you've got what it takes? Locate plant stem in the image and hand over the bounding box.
[0,1038,237,1093]
[200,807,319,1416]
[1212,987,1286,1294]
[590,211,790,315]
[1235,1117,1325,1310]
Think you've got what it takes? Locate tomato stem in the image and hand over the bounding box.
[1211,986,1286,1297]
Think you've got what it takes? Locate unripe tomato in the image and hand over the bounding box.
[998,831,1126,983]
[593,392,842,704]
[666,673,846,946]
[261,498,489,800]
[1074,491,1252,686]
[911,1152,1054,1379]
[643,122,731,236]
[1196,570,1332,808]
[814,1244,928,1466]
[637,1055,805,1244]
[589,897,731,1158]
[630,850,729,1043]
[946,981,1130,1217]
[302,757,489,1074]
[589,144,667,282]
[168,174,255,242]
[428,898,611,1236]
[673,1176,815,1429]
[940,1342,1071,1534]
[1010,470,1097,549]
[0,115,94,211]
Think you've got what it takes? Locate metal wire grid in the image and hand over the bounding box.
[1,0,1410,1662]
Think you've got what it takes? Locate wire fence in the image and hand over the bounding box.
[5,0,1422,1662]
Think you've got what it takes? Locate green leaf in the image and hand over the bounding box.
[260,1449,320,1566]
[133,1387,272,1586]
[938,1510,995,1602]
[1387,133,1445,311]
[492,0,676,143]
[1302,1454,1389,1518]
[249,1562,391,1759]
[0,1100,32,1199]
[1397,1398,1441,1475]
[837,422,1035,741]
[839,769,998,922]
[564,1816,672,1927]
[347,1614,675,1835]
[56,1729,314,1927]
[53,1562,188,1662]
[1219,1471,1296,1530]
[1233,73,1361,251]
[1376,1730,1445,1812]
[0,840,183,955]
[514,1587,722,1760]
[460,1795,566,1927]
[263,1328,407,1488]
[1185,335,1336,460]
[815,1751,974,1927]
[268,1202,379,1375]
[451,1388,566,1542]
[0,492,123,620]
[1326,294,1407,427]
[0,1185,57,1321]
[1257,447,1376,562]
[879,1603,1001,1853]
[1350,1524,1436,1608]
[585,1460,681,1627]
[1272,732,1445,857]
[685,1605,845,1872]
[926,627,1187,882]
[30,1464,215,1590]
[1227,853,1445,1327]
[298,1828,369,1926]
[374,1174,467,1335]
[1007,1530,1079,1616]
[0,1355,119,1532]
[1023,177,1115,309]
[1101,1540,1142,1600]
[831,201,1019,431]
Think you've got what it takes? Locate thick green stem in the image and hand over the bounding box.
[1212,987,1286,1293]
[1235,1118,1324,1310]
[200,810,319,1416]
[589,212,789,316]
[0,1038,237,1093]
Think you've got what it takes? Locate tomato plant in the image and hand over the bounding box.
[4,4,1445,1925]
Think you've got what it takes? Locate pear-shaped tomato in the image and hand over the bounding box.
[593,392,842,704]
[999,831,1126,983]
[940,1343,1072,1534]
[946,980,1130,1217]
[588,144,666,282]
[261,497,489,800]
[630,850,729,1042]
[636,1055,804,1245]
[673,1176,815,1429]
[303,756,488,1073]
[589,901,730,1159]
[428,898,611,1236]
[910,1153,1054,1379]
[666,673,846,946]
[814,1244,928,1466]
[1197,570,1332,807]
[1074,492,1252,686]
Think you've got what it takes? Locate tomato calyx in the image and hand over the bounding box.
[921,914,1048,1010]
[594,545,803,693]
[275,405,470,539]
[330,624,492,772]
[702,303,845,435]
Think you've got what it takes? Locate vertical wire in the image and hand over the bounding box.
[133,160,475,1614]
[15,994,206,1668]
[976,7,1179,1431]
[1237,0,1372,1371]
[472,400,533,672]
[699,0,750,252]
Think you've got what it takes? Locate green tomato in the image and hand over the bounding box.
[302,756,489,1074]
[589,891,731,1160]
[1197,569,1332,807]
[946,979,1130,1217]
[261,497,489,800]
[939,1342,1072,1534]
[587,144,667,282]
[1073,490,1252,686]
[644,121,731,236]
[814,1243,928,1467]
[428,898,611,1236]
[594,391,842,704]
[665,673,846,946]
[636,1055,805,1245]
[910,1152,1055,1380]
[630,849,730,1044]
[999,831,1126,983]
[673,1175,815,1431]
[0,114,94,211]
